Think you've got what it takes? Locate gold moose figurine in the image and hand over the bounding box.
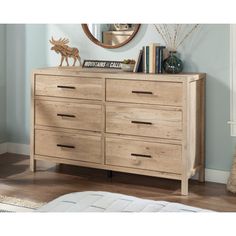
[49,37,82,67]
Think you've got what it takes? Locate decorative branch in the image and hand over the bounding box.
[153,24,199,51]
[154,24,168,46]
[164,24,173,49]
[176,24,199,49]
[173,24,180,50]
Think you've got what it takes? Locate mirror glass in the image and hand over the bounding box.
[82,24,140,48]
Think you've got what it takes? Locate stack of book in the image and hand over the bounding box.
[133,43,166,74]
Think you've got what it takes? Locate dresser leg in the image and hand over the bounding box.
[30,159,36,172]
[107,170,113,178]
[181,178,189,196]
[198,166,205,182]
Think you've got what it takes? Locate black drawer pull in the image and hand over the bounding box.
[131,121,152,125]
[57,144,75,149]
[131,153,152,158]
[57,113,76,118]
[132,91,153,95]
[57,85,76,89]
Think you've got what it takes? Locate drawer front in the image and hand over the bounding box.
[106,105,182,139]
[35,100,102,131]
[35,75,102,100]
[35,130,102,164]
[106,79,182,106]
[106,137,182,173]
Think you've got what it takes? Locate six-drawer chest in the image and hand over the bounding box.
[31,67,206,195]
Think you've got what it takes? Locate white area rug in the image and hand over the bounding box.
[38,191,212,212]
[0,192,212,212]
[0,195,45,212]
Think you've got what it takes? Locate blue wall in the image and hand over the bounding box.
[2,24,235,172]
[180,25,234,171]
[6,25,47,144]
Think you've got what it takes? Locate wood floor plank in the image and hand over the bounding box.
[0,153,235,212]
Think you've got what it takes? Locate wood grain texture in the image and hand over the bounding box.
[189,81,197,173]
[199,79,206,182]
[49,37,81,67]
[31,68,206,195]
[105,132,181,144]
[106,79,183,106]
[106,137,182,173]
[33,67,205,82]
[188,80,204,178]
[35,100,102,131]
[35,75,102,100]
[35,129,102,164]
[106,104,183,139]
[34,154,181,180]
[181,80,189,195]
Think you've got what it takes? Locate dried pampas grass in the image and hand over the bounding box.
[153,24,199,51]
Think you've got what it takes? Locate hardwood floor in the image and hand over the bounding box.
[0,152,235,212]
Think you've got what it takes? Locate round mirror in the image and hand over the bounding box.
[82,24,140,49]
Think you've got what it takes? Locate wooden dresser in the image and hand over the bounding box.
[31,67,206,195]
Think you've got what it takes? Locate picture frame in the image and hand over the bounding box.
[82,60,122,69]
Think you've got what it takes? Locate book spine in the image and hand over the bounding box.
[158,47,165,74]
[149,44,153,73]
[134,49,143,72]
[138,50,143,72]
[155,47,160,74]
[142,46,146,73]
[149,44,156,74]
[146,46,149,74]
[153,45,156,73]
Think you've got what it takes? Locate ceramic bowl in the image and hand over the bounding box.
[121,63,135,72]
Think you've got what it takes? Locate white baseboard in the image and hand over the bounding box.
[0,142,30,155]
[0,142,231,184]
[205,168,230,184]
[0,143,7,154]
[191,168,229,184]
[6,143,30,155]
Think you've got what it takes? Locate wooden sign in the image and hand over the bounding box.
[82,60,122,69]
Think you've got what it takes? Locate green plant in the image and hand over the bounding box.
[122,59,136,64]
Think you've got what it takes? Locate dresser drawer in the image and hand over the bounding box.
[106,79,182,106]
[106,137,181,173]
[35,100,102,131]
[35,75,102,100]
[106,105,182,139]
[35,130,102,164]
